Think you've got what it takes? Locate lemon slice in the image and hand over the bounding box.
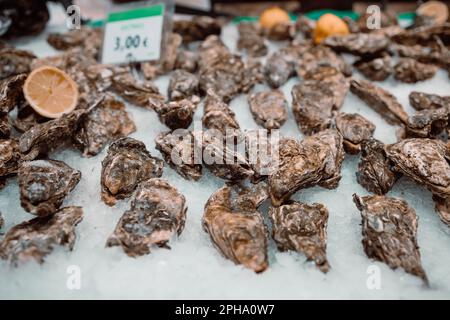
[23,66,79,119]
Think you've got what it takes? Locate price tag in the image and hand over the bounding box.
[101,4,164,64]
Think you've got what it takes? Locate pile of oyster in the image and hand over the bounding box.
[1,6,450,286]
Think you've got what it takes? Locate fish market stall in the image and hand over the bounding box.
[1,1,450,299]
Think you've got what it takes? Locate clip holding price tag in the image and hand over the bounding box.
[101,4,165,64]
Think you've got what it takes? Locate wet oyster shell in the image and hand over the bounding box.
[202,89,240,136]
[356,138,398,195]
[173,16,222,43]
[18,159,81,216]
[409,91,450,111]
[324,33,389,56]
[0,206,83,266]
[112,73,164,109]
[292,67,349,135]
[155,131,202,181]
[248,89,287,130]
[354,54,391,82]
[0,138,20,186]
[168,69,199,101]
[203,182,269,272]
[404,108,448,138]
[194,131,253,181]
[151,98,198,130]
[335,112,375,154]
[350,79,408,125]
[74,94,136,157]
[268,129,345,206]
[100,137,164,206]
[394,58,437,83]
[269,201,330,273]
[385,138,450,198]
[353,194,428,284]
[19,108,91,161]
[0,73,26,114]
[237,23,268,57]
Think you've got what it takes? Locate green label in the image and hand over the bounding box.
[108,4,165,23]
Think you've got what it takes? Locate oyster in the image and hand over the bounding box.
[357,10,398,33]
[73,94,136,157]
[0,73,26,114]
[168,69,199,101]
[0,46,35,80]
[350,79,408,125]
[354,54,391,81]
[173,16,222,43]
[353,194,428,284]
[195,131,253,181]
[264,45,300,88]
[107,178,187,256]
[385,138,450,199]
[202,89,240,135]
[100,137,164,206]
[268,129,344,206]
[432,195,450,226]
[335,112,375,154]
[264,21,294,41]
[0,0,49,39]
[392,23,450,46]
[294,15,315,40]
[269,201,330,273]
[0,206,83,266]
[292,66,349,135]
[248,89,287,130]
[19,108,92,161]
[0,138,20,187]
[241,58,264,93]
[324,33,389,56]
[175,49,198,73]
[394,58,437,83]
[296,45,352,78]
[356,138,398,195]
[112,73,164,109]
[203,182,269,272]
[150,98,198,130]
[237,23,267,57]
[140,33,182,80]
[245,129,278,183]
[409,91,450,110]
[18,159,81,216]
[47,27,102,57]
[13,102,47,133]
[0,113,9,138]
[198,35,246,102]
[155,131,202,181]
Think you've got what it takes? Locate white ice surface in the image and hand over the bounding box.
[1,5,450,299]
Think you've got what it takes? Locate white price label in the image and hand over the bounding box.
[101,4,164,64]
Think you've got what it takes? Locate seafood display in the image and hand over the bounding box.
[2,4,450,299]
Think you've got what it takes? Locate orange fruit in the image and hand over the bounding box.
[259,7,291,29]
[314,13,349,44]
[23,66,79,119]
[417,1,449,25]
